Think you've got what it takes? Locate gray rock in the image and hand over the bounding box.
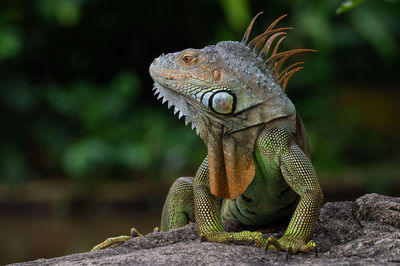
[12,193,400,265]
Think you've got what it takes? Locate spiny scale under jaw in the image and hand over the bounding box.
[242,13,316,91]
[153,84,196,133]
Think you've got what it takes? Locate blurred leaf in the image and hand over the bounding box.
[350,8,398,59]
[62,138,112,178]
[108,71,140,99]
[44,71,140,129]
[55,1,80,26]
[297,9,334,51]
[0,147,30,185]
[2,79,37,112]
[37,0,82,27]
[0,26,21,60]
[219,0,250,33]
[116,143,152,169]
[337,0,365,14]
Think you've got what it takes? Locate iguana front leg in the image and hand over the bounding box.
[256,125,324,254]
[193,157,267,246]
[161,176,195,231]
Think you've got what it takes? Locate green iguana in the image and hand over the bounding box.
[92,12,324,256]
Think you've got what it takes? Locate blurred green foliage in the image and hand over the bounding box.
[37,0,82,27]
[0,0,399,194]
[337,0,365,14]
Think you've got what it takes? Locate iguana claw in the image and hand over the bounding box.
[286,246,291,261]
[248,239,255,246]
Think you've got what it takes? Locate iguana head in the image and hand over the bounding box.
[149,13,314,199]
[150,42,276,122]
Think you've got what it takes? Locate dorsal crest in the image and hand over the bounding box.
[242,12,316,91]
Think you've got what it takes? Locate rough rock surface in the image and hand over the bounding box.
[13,193,400,265]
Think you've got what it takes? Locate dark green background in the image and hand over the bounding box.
[0,0,399,264]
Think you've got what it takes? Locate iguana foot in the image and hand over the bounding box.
[265,235,317,260]
[200,231,267,247]
[90,227,144,251]
[200,231,316,260]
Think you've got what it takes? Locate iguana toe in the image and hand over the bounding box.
[200,231,266,247]
[90,235,132,251]
[90,227,144,251]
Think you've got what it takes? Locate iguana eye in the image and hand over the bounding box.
[210,91,236,115]
[182,55,194,64]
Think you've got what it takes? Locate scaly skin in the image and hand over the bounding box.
[161,119,323,254]
[92,13,324,256]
